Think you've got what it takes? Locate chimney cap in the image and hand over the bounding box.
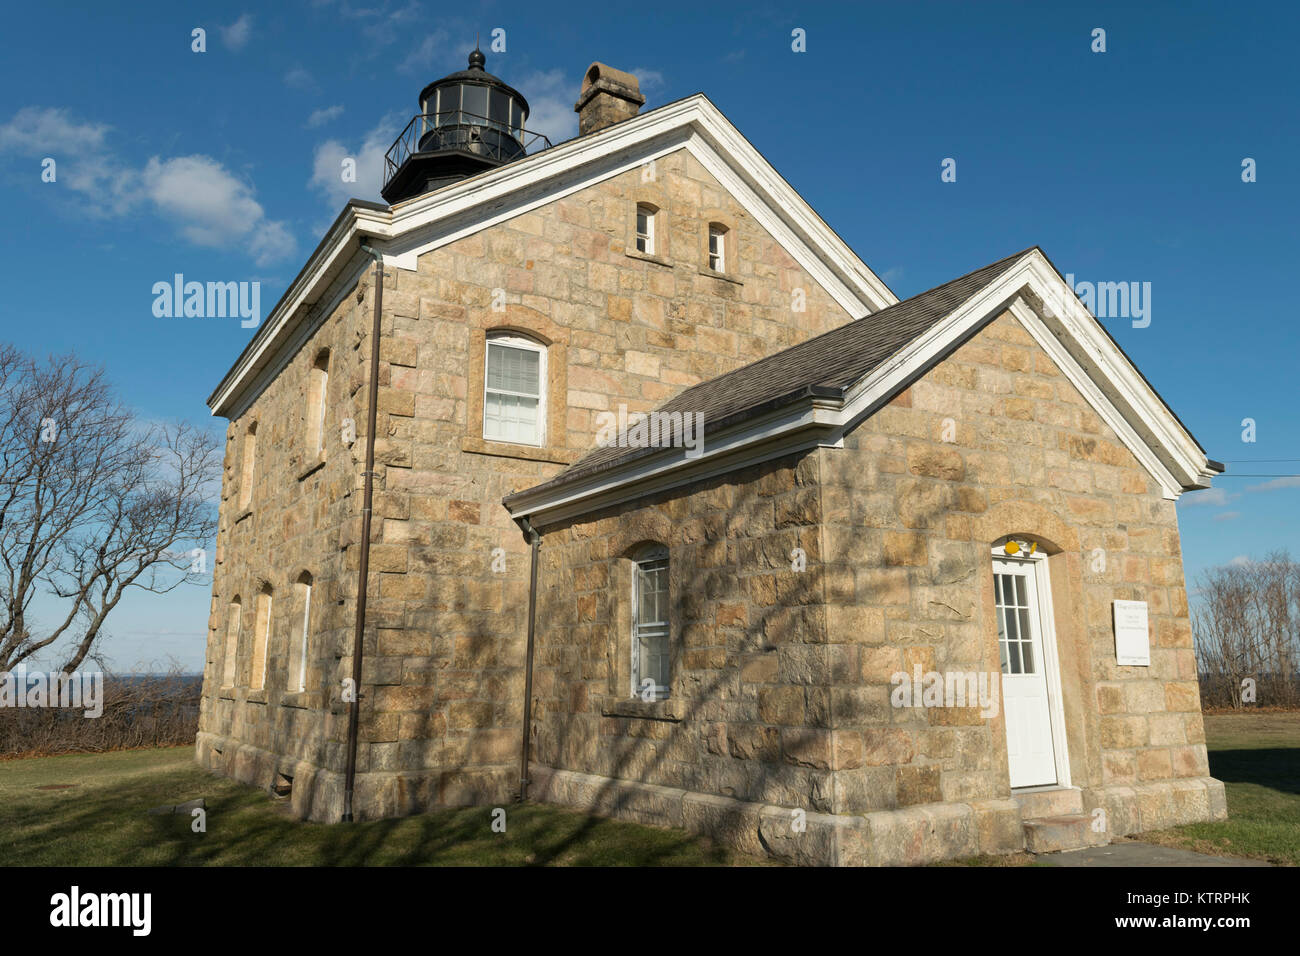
[574,62,645,111]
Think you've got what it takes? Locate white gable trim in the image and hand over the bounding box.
[208,94,896,418]
[506,250,1219,525]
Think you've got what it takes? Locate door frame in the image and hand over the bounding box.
[991,545,1071,790]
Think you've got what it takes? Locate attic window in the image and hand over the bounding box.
[708,223,727,272]
[636,203,656,254]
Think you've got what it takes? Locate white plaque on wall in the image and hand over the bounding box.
[1113,600,1150,666]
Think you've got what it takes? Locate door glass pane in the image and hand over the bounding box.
[1018,607,1034,672]
[1006,639,1022,675]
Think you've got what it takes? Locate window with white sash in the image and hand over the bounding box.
[635,203,656,254]
[292,572,312,693]
[483,333,546,446]
[707,223,727,272]
[631,544,670,700]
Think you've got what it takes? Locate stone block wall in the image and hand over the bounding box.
[198,144,859,817]
[528,453,831,814]
[527,308,1222,862]
[817,309,1215,832]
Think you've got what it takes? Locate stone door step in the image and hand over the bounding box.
[1013,786,1083,818]
[1022,814,1108,854]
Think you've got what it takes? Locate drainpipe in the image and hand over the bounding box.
[517,516,541,801]
[343,242,385,823]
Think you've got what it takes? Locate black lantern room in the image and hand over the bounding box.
[382,49,548,204]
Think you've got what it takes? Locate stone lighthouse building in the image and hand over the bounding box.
[197,53,1227,865]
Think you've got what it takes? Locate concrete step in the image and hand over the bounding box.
[1023,814,1108,854]
[1013,787,1083,818]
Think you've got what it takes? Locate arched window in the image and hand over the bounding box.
[707,223,728,272]
[635,203,657,254]
[250,585,273,692]
[631,543,670,700]
[483,332,546,446]
[222,597,242,688]
[238,422,256,510]
[308,349,330,456]
[292,571,313,693]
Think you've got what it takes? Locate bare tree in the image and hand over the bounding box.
[1193,551,1300,708]
[0,345,219,673]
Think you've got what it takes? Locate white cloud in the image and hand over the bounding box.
[1212,511,1241,522]
[0,105,109,153]
[1229,555,1252,567]
[306,105,345,128]
[399,30,454,76]
[220,14,253,51]
[1248,476,1300,492]
[1180,487,1233,507]
[0,107,295,265]
[628,67,666,95]
[141,156,297,266]
[516,69,578,146]
[285,67,316,91]
[360,2,422,47]
[0,107,134,214]
[309,115,403,210]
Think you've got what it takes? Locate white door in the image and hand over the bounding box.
[994,557,1058,788]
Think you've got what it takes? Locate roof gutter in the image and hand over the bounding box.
[342,241,385,823]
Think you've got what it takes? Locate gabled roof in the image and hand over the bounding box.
[206,93,899,419]
[548,248,1033,487]
[504,247,1224,527]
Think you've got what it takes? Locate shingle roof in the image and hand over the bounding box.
[523,247,1034,494]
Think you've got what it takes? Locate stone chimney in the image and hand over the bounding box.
[574,63,645,135]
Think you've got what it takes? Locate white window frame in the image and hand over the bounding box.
[251,590,272,692]
[635,204,655,254]
[238,426,256,510]
[294,577,312,693]
[483,332,546,447]
[222,601,241,688]
[310,353,329,457]
[708,224,726,272]
[990,544,1072,790]
[630,545,670,700]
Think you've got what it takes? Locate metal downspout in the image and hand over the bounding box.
[518,516,541,801]
[343,242,385,823]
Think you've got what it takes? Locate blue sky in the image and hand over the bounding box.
[1,1,1296,671]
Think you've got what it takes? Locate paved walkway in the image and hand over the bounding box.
[1038,842,1270,867]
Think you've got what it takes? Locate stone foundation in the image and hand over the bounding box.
[195,730,516,823]
[528,765,1227,865]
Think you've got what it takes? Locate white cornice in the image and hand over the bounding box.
[207,94,896,418]
[505,250,1219,525]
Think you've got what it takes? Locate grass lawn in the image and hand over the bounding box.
[1136,712,1300,866]
[0,747,769,866]
[4,712,1295,866]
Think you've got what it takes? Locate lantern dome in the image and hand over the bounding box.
[382,49,549,204]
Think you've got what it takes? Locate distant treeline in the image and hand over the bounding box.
[1195,552,1300,710]
[0,668,200,759]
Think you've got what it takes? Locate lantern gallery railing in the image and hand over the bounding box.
[383,111,553,187]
